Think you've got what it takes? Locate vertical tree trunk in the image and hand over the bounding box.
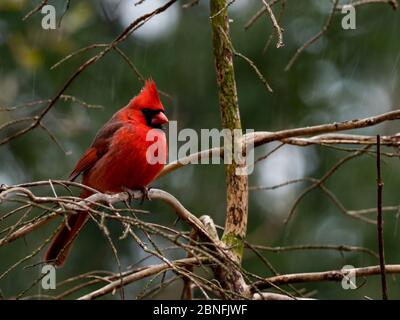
[209,0,248,263]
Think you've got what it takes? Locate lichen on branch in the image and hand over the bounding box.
[209,0,249,264]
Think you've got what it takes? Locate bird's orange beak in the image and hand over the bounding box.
[151,111,169,126]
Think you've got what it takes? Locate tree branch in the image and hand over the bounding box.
[158,109,400,178]
[78,257,209,300]
[0,185,212,247]
[210,0,248,264]
[253,265,400,290]
[376,135,388,299]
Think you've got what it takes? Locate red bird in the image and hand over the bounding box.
[45,80,168,266]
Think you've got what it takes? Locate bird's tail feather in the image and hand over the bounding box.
[44,190,91,266]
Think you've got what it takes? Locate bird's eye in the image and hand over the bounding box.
[142,108,157,115]
[142,108,161,116]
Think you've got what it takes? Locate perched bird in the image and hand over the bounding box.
[45,80,168,266]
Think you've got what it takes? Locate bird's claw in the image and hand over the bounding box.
[122,187,151,205]
[122,187,136,204]
[139,187,151,205]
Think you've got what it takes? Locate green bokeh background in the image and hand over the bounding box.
[0,0,400,299]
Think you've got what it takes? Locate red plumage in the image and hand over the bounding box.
[45,80,168,266]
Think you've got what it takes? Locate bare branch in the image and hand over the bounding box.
[0,186,212,247]
[210,0,249,265]
[254,265,400,290]
[285,146,372,225]
[22,0,48,21]
[376,135,388,299]
[336,0,398,11]
[159,109,400,178]
[78,257,209,300]
[261,0,284,48]
[249,244,378,259]
[244,0,282,30]
[253,292,313,300]
[285,0,339,71]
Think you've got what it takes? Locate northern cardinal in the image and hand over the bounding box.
[45,80,168,266]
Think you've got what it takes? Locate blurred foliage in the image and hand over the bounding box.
[0,0,400,299]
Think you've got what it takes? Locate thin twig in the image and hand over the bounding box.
[263,0,286,53]
[22,0,48,21]
[376,135,388,300]
[219,26,273,92]
[244,0,281,30]
[77,257,208,300]
[254,265,400,290]
[285,0,339,71]
[261,0,284,48]
[285,146,372,225]
[250,244,378,259]
[58,0,71,28]
[336,0,398,11]
[183,0,200,9]
[159,109,400,178]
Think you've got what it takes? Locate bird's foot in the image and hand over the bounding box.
[122,187,137,204]
[122,187,151,205]
[0,183,8,193]
[139,186,151,205]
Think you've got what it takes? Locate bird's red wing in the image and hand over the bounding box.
[69,148,98,181]
[69,120,124,181]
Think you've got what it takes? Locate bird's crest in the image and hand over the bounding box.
[130,79,163,111]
